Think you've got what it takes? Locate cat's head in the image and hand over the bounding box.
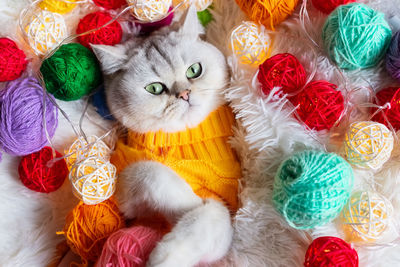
[92,7,228,133]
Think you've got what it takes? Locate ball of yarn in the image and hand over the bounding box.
[97,225,164,267]
[312,0,356,14]
[197,8,213,27]
[231,21,272,66]
[290,80,344,131]
[341,191,394,244]
[66,135,112,168]
[76,11,123,48]
[93,0,126,10]
[127,0,172,22]
[25,10,67,55]
[69,157,117,205]
[91,85,115,120]
[40,43,102,101]
[304,236,358,267]
[62,198,124,262]
[135,7,174,34]
[258,53,306,96]
[344,121,393,170]
[272,150,354,229]
[0,77,58,156]
[0,38,27,82]
[322,3,392,70]
[39,0,77,14]
[386,31,400,82]
[18,146,68,193]
[372,87,400,131]
[234,0,299,30]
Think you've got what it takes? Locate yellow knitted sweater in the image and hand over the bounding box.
[111,105,241,212]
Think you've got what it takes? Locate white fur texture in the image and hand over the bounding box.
[1,0,400,267]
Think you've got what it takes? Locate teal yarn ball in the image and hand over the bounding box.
[322,3,392,70]
[40,43,102,101]
[272,150,354,229]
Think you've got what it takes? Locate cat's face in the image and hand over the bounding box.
[93,8,228,133]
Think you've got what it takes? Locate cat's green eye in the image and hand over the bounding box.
[186,63,202,79]
[145,82,165,95]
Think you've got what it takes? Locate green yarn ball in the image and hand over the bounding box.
[40,43,102,101]
[197,9,213,27]
[272,150,354,229]
[322,3,392,70]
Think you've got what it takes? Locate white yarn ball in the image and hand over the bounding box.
[25,10,67,55]
[69,157,117,205]
[127,0,172,22]
[230,21,272,66]
[344,121,394,170]
[65,135,112,168]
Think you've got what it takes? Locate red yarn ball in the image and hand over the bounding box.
[0,38,27,82]
[258,53,306,96]
[18,146,68,193]
[290,80,344,131]
[304,236,358,267]
[93,0,126,10]
[312,0,357,14]
[76,11,123,48]
[371,87,400,131]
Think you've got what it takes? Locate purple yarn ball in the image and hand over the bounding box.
[0,77,58,156]
[135,8,174,34]
[386,30,400,82]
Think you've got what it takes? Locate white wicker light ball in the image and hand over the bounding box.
[175,0,213,11]
[344,121,393,170]
[65,135,112,169]
[340,191,394,244]
[127,0,172,22]
[69,156,117,205]
[25,10,67,55]
[231,21,272,66]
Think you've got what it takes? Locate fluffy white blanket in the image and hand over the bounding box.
[1,0,400,266]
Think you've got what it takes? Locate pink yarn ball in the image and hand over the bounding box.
[97,225,163,267]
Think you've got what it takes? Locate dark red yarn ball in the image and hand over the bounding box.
[290,80,344,131]
[76,11,123,48]
[311,0,357,14]
[92,0,126,10]
[304,236,358,267]
[258,53,306,96]
[18,146,68,193]
[0,38,27,82]
[371,87,400,131]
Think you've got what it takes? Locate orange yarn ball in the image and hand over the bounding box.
[62,198,124,262]
[234,0,300,30]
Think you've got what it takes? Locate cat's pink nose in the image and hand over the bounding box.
[178,89,191,101]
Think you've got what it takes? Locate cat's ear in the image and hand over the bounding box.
[180,5,204,39]
[91,44,128,75]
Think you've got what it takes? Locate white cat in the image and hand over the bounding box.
[93,7,240,267]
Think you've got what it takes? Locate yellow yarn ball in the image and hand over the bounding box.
[39,0,77,14]
[231,21,272,66]
[344,121,393,170]
[65,136,112,169]
[341,191,393,244]
[234,0,300,31]
[127,0,172,22]
[174,0,213,11]
[69,157,117,205]
[25,10,67,55]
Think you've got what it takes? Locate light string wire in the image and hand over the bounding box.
[17,0,190,166]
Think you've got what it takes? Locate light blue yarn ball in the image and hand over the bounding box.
[272,150,354,229]
[322,3,392,70]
